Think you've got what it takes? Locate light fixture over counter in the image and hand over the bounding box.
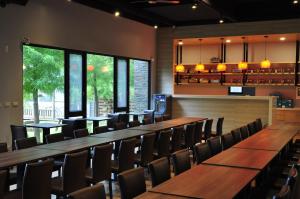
[238,37,248,71]
[195,39,205,72]
[261,35,271,69]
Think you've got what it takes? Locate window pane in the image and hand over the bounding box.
[87,54,114,117]
[117,59,128,108]
[23,45,64,141]
[69,54,82,112]
[130,59,149,113]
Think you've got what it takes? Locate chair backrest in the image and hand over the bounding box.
[128,120,140,128]
[204,119,213,140]
[107,114,120,129]
[171,126,184,152]
[114,122,127,130]
[73,128,89,138]
[92,144,113,182]
[62,119,86,138]
[155,116,163,123]
[144,110,155,123]
[193,143,212,165]
[231,128,242,144]
[0,143,8,153]
[207,136,222,155]
[118,167,146,199]
[142,118,152,125]
[194,121,204,144]
[119,114,129,125]
[221,133,234,150]
[118,139,137,173]
[0,170,7,199]
[247,121,257,136]
[67,183,106,199]
[11,125,27,150]
[45,133,64,144]
[63,150,88,194]
[148,157,171,187]
[184,124,195,148]
[255,118,263,131]
[15,137,37,150]
[140,133,156,167]
[216,117,224,136]
[240,126,249,140]
[22,159,54,199]
[171,149,191,176]
[157,130,172,158]
[162,115,171,121]
[93,126,108,134]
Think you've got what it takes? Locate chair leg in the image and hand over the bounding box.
[108,179,113,199]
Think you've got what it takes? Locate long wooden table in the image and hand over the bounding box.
[90,129,155,141]
[149,164,259,199]
[233,128,298,151]
[130,117,206,132]
[134,192,193,199]
[202,148,278,170]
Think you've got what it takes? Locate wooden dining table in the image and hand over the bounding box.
[149,164,259,199]
[134,192,193,199]
[233,128,298,151]
[202,147,278,170]
[90,129,155,141]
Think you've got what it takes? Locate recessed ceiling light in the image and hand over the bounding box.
[219,19,224,24]
[226,39,231,43]
[67,0,71,2]
[192,4,197,9]
[293,0,298,4]
[178,40,183,45]
[154,25,158,29]
[279,37,286,41]
[114,11,120,17]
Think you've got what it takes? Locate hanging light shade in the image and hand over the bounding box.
[238,61,248,70]
[175,64,185,73]
[260,59,271,68]
[217,63,226,72]
[195,63,205,72]
[261,35,271,69]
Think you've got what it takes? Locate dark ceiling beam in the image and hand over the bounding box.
[73,0,175,26]
[200,0,237,22]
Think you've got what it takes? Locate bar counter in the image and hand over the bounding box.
[172,95,276,133]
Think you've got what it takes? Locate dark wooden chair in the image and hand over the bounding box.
[153,130,171,159]
[171,126,184,152]
[240,126,249,140]
[0,170,7,199]
[184,124,195,150]
[119,114,129,126]
[255,118,263,131]
[10,125,27,150]
[93,126,108,134]
[67,183,106,199]
[171,149,191,176]
[207,136,222,156]
[134,133,156,167]
[107,113,120,130]
[45,133,65,143]
[62,119,87,139]
[154,116,163,123]
[212,117,224,137]
[118,167,146,199]
[221,133,235,150]
[51,151,88,198]
[193,143,212,164]
[0,143,8,153]
[142,118,152,125]
[247,121,257,136]
[231,128,242,144]
[194,121,204,144]
[73,128,89,138]
[128,120,140,128]
[203,119,213,141]
[86,144,113,199]
[111,139,136,176]
[114,122,127,130]
[143,110,155,124]
[148,157,171,187]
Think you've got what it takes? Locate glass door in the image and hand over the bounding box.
[114,58,129,113]
[65,51,87,118]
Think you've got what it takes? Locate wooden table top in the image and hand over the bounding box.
[150,164,258,199]
[203,148,278,170]
[90,129,154,141]
[0,147,64,169]
[233,128,298,151]
[36,136,113,153]
[130,117,206,132]
[134,192,192,199]
[84,116,111,121]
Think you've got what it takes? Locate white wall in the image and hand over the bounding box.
[0,0,156,146]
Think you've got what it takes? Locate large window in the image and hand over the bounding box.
[23,45,64,140]
[87,54,114,117]
[129,59,150,113]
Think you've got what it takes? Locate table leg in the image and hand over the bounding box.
[42,128,51,143]
[93,121,100,129]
